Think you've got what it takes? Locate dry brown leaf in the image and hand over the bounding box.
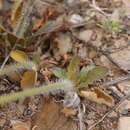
[21,70,37,89]
[32,99,77,130]
[61,107,77,117]
[33,18,44,31]
[11,0,23,27]
[10,50,28,63]
[80,88,114,107]
[11,120,30,130]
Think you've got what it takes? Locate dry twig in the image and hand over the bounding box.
[89,0,110,17]
[103,74,130,87]
[88,92,130,130]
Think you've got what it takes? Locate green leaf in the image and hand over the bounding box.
[53,68,67,79]
[76,65,95,84]
[78,66,108,88]
[67,56,80,81]
[97,20,121,33]
[32,48,41,64]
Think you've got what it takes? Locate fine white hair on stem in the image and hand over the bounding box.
[0,79,74,105]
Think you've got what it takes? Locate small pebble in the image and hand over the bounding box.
[69,14,84,24]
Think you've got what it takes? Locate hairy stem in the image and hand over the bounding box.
[0,80,73,105]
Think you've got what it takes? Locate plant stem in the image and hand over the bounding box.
[0,80,73,105]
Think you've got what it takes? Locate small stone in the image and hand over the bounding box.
[108,111,118,118]
[117,100,130,114]
[118,117,130,130]
[79,30,93,42]
[55,33,72,55]
[69,14,84,24]
[110,47,130,71]
[118,81,130,94]
[89,50,97,59]
[78,46,87,59]
[63,92,80,108]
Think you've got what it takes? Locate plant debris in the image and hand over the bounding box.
[0,0,130,130]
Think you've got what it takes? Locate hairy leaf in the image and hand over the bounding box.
[67,56,80,81]
[78,66,108,88]
[53,68,67,79]
[76,65,95,84]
